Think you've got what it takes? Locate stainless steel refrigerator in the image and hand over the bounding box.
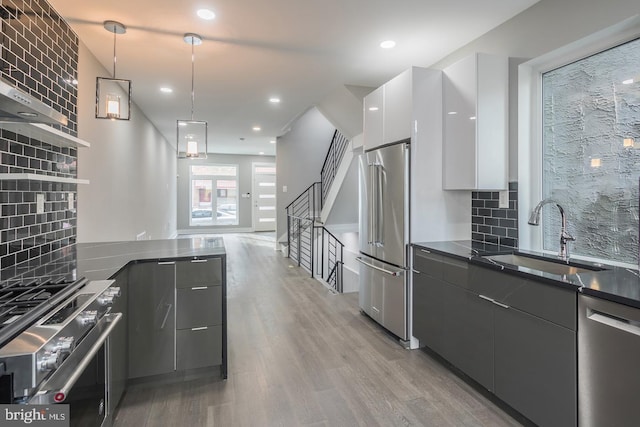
[358,139,409,341]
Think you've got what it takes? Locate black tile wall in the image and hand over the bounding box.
[0,0,79,272]
[471,182,518,248]
[0,0,79,134]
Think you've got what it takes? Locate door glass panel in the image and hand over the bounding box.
[215,179,238,225]
[191,180,213,224]
[190,165,239,226]
[253,163,276,231]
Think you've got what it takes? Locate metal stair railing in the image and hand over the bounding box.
[320,130,349,207]
[286,182,321,274]
[313,225,344,293]
[285,183,345,292]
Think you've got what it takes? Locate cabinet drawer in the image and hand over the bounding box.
[176,258,222,288]
[177,286,222,329]
[470,265,576,330]
[413,248,444,279]
[441,256,468,288]
[176,325,222,370]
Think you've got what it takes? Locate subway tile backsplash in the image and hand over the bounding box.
[0,0,79,273]
[471,182,518,248]
[0,0,79,133]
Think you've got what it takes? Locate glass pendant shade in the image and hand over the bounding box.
[177,120,207,159]
[96,77,131,120]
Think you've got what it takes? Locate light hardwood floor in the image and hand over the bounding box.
[113,233,524,427]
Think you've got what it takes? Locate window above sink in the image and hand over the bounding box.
[519,17,640,269]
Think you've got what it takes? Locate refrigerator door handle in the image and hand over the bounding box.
[368,163,376,245]
[375,163,384,246]
[356,257,405,277]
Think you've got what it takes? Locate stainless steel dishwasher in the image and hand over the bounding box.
[578,294,640,427]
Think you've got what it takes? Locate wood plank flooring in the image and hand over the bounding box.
[113,233,523,427]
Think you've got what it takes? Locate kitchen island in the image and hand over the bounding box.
[0,236,227,422]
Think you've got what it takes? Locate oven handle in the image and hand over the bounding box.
[29,313,122,405]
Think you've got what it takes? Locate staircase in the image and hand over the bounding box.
[285,130,354,293]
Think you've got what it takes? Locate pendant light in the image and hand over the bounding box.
[177,33,207,159]
[96,20,132,120]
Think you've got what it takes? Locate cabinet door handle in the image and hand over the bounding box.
[419,249,431,254]
[191,286,208,290]
[412,269,421,274]
[160,303,172,329]
[478,294,494,303]
[191,259,208,263]
[492,300,510,309]
[191,327,208,331]
[158,261,175,265]
[478,294,509,309]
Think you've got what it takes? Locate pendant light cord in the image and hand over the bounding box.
[112,24,117,78]
[190,40,195,121]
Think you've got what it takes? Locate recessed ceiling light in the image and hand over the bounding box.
[447,111,458,115]
[259,152,265,155]
[178,122,187,126]
[197,9,216,20]
[380,40,396,49]
[269,97,281,103]
[469,116,476,120]
[368,106,379,111]
[160,87,173,93]
[270,140,276,144]
[252,126,261,131]
[622,78,634,85]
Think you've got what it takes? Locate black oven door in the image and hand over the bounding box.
[29,313,122,426]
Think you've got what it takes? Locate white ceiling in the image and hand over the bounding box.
[47,0,538,156]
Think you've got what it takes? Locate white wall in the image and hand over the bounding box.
[431,0,640,181]
[276,107,335,241]
[76,42,177,242]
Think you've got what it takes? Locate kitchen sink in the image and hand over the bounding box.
[482,253,606,275]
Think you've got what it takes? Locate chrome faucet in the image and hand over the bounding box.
[528,198,575,260]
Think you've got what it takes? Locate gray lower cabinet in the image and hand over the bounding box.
[126,257,226,379]
[411,246,577,427]
[494,305,576,427]
[175,259,225,373]
[442,282,494,391]
[412,270,446,355]
[176,326,222,369]
[128,261,176,378]
[109,269,128,415]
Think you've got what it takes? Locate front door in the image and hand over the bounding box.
[252,163,276,231]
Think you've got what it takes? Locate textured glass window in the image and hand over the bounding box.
[542,38,640,264]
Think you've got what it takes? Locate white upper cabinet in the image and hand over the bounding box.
[443,53,508,190]
[383,69,413,144]
[363,67,433,150]
[363,85,384,151]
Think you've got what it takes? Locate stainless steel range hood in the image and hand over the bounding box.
[0,78,68,126]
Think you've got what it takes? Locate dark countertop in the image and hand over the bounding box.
[412,240,640,309]
[1,237,226,284]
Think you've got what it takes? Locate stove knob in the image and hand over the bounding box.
[77,310,98,326]
[39,351,61,372]
[97,294,115,306]
[53,336,75,354]
[98,287,121,306]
